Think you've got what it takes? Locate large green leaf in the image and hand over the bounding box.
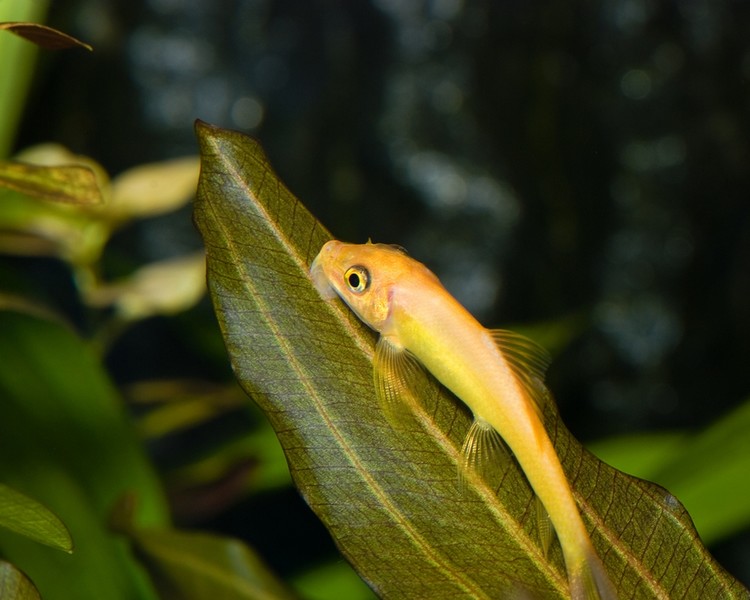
[0,310,169,600]
[193,121,749,599]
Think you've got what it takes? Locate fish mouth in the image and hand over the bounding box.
[309,242,339,300]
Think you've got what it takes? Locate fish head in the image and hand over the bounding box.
[309,239,436,333]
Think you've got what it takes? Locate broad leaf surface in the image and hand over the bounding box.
[194,121,749,599]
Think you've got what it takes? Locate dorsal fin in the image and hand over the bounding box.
[489,329,551,418]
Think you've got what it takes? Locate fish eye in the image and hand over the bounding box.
[344,265,370,294]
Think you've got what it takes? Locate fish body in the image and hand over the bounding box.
[310,240,616,600]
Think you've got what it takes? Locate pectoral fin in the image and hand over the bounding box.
[535,495,554,556]
[489,329,551,419]
[462,419,556,555]
[460,418,511,487]
[373,336,426,426]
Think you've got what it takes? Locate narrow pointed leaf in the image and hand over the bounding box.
[0,484,72,553]
[0,22,92,51]
[193,121,749,599]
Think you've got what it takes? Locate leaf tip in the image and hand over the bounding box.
[194,119,219,138]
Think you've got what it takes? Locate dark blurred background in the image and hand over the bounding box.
[14,0,750,590]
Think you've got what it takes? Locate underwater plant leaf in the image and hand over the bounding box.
[193,121,749,599]
[108,156,200,221]
[0,160,102,205]
[0,22,92,51]
[124,527,298,600]
[84,251,206,319]
[0,485,72,553]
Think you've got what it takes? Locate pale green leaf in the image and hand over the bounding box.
[0,160,101,205]
[84,251,206,319]
[0,484,72,553]
[0,144,110,263]
[109,156,200,221]
[0,187,109,262]
[193,121,749,600]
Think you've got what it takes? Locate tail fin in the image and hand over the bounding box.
[570,550,618,600]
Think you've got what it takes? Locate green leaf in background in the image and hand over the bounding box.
[0,1,49,159]
[0,160,102,205]
[126,378,292,516]
[0,22,92,51]
[193,121,750,599]
[292,560,377,600]
[655,400,750,546]
[591,399,750,546]
[85,251,206,320]
[0,484,72,553]
[106,155,200,221]
[0,310,170,600]
[0,560,41,600]
[0,145,199,268]
[122,526,298,600]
